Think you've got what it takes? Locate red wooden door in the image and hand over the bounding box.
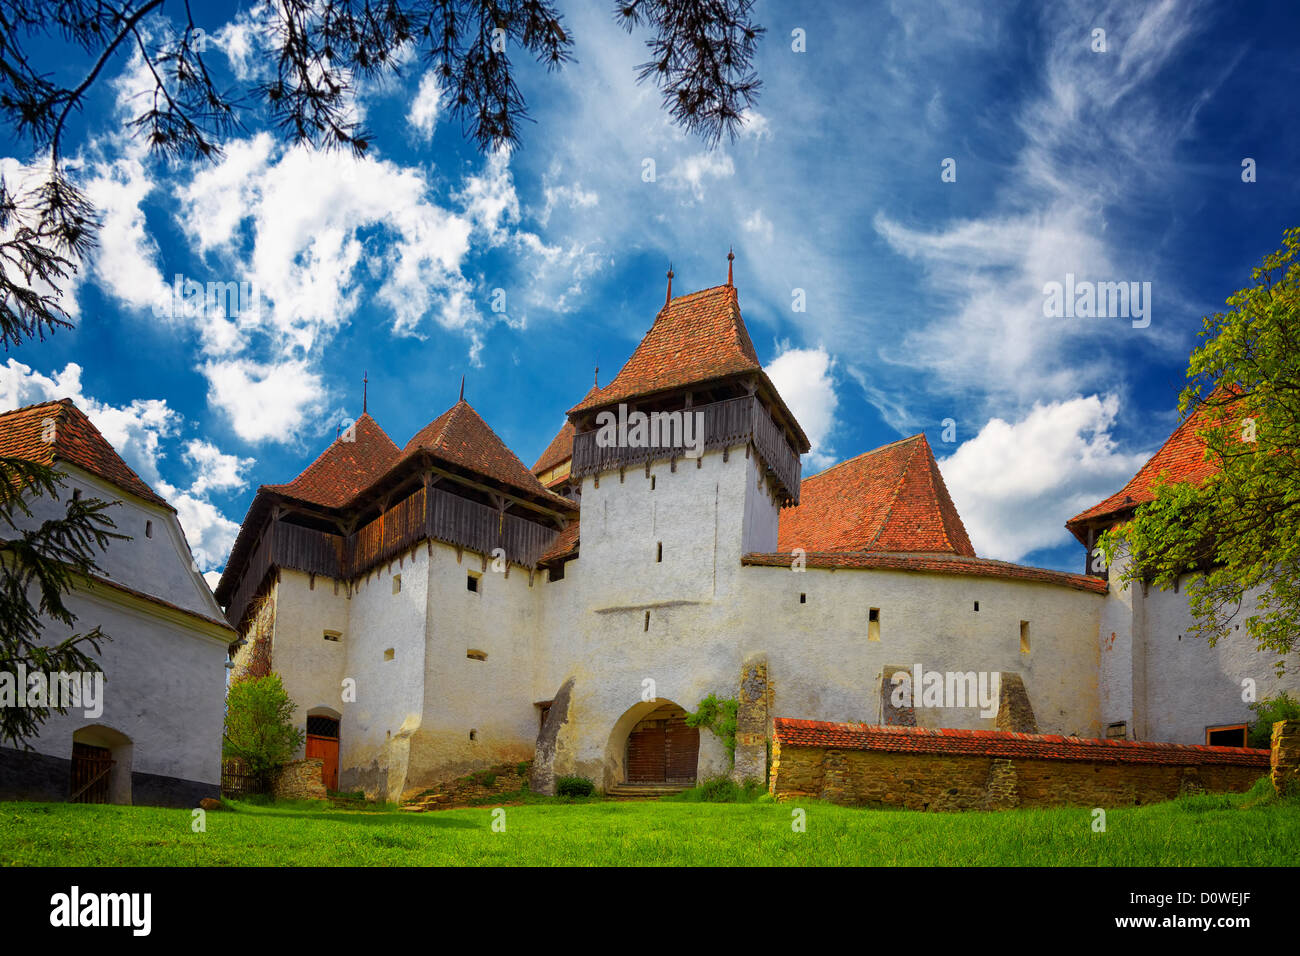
[626,706,699,784]
[305,735,339,791]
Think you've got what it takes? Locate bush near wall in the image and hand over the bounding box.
[770,719,1269,810]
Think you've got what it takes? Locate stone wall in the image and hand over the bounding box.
[770,718,1268,810]
[272,758,328,801]
[1273,719,1300,796]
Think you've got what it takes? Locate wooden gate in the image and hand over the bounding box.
[625,704,699,785]
[305,715,340,791]
[70,742,113,804]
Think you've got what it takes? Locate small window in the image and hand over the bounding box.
[644,610,650,632]
[548,563,565,583]
[467,649,487,661]
[656,542,663,563]
[868,607,880,642]
[973,601,979,612]
[650,475,656,490]
[1019,621,1030,654]
[469,729,477,741]
[145,520,153,538]
[384,648,395,661]
[323,630,342,643]
[1105,721,1126,740]
[467,573,479,593]
[392,574,402,594]
[799,593,807,604]
[1206,724,1248,748]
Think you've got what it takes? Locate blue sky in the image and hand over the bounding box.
[2,0,1298,583]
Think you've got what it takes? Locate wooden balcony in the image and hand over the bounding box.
[224,484,563,627]
[570,395,802,504]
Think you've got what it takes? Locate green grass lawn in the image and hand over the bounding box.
[2,788,1297,866]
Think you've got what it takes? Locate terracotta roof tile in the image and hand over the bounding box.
[569,285,762,414]
[0,398,170,508]
[400,400,572,508]
[1066,391,1241,542]
[773,719,1269,767]
[778,434,974,556]
[743,550,1107,593]
[533,386,602,475]
[539,520,579,564]
[264,413,399,509]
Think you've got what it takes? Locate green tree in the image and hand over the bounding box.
[0,457,122,747]
[1247,692,1300,749]
[1099,227,1300,673]
[223,673,306,790]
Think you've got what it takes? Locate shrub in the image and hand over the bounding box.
[1247,692,1300,748]
[685,694,739,764]
[672,775,765,803]
[556,776,595,797]
[222,673,305,792]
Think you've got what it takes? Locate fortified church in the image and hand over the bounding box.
[217,265,1300,801]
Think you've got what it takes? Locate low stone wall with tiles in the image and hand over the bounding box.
[770,719,1269,810]
[272,758,328,801]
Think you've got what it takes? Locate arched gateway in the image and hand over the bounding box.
[607,700,699,787]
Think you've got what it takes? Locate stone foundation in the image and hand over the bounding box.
[1272,719,1300,796]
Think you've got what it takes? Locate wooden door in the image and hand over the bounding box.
[70,742,113,804]
[305,735,339,790]
[625,705,699,784]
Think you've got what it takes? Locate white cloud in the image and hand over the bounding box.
[408,71,443,141]
[184,439,254,496]
[938,394,1151,561]
[200,357,328,445]
[673,151,735,201]
[743,209,774,243]
[765,345,839,470]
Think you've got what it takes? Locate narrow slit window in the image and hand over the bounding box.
[1019,621,1030,654]
[384,648,395,661]
[800,593,807,604]
[467,649,487,661]
[868,607,881,642]
[145,520,153,538]
[650,475,656,490]
[323,630,342,643]
[973,601,979,612]
[467,573,479,593]
[644,610,650,632]
[392,573,402,594]
[656,542,663,563]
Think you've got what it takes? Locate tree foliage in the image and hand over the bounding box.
[1099,227,1300,672]
[222,672,306,788]
[0,0,766,351]
[0,456,123,747]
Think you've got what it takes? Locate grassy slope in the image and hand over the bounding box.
[2,789,1298,866]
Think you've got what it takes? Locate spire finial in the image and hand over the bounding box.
[362,370,368,414]
[727,247,734,287]
[665,263,674,307]
[459,374,465,402]
[594,364,599,388]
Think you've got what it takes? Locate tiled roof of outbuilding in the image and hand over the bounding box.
[1065,390,1240,544]
[0,398,170,508]
[772,719,1269,767]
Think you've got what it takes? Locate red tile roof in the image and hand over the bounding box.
[1065,391,1240,544]
[569,285,762,414]
[264,413,400,509]
[566,284,810,452]
[400,400,572,508]
[538,519,580,565]
[773,719,1269,767]
[0,398,170,508]
[778,434,974,556]
[743,550,1108,593]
